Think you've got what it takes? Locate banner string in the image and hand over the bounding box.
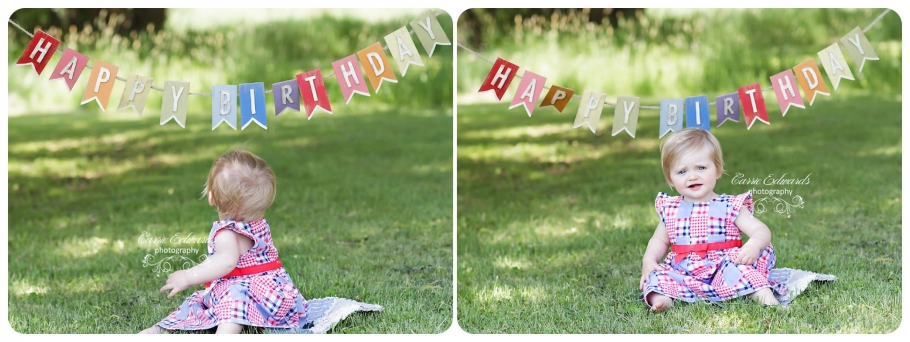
[457,8,891,110]
[8,9,445,97]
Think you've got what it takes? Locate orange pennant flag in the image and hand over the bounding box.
[540,85,575,113]
[357,42,398,93]
[81,61,119,111]
[793,58,830,106]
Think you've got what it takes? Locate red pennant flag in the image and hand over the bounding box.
[296,70,333,120]
[737,83,769,130]
[478,57,518,101]
[16,30,60,75]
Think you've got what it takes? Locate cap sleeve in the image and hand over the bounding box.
[730,191,754,222]
[210,220,260,252]
[655,192,671,225]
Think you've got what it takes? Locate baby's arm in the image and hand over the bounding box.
[159,230,246,298]
[640,222,670,286]
[733,206,772,265]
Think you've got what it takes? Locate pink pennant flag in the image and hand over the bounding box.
[332,55,370,105]
[509,70,546,117]
[296,70,333,119]
[770,69,805,116]
[48,48,88,91]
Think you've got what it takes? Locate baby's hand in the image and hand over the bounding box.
[640,262,661,290]
[160,270,191,299]
[734,244,760,265]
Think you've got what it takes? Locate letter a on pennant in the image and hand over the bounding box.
[573,90,606,134]
[737,83,769,130]
[383,26,424,77]
[540,86,575,113]
[478,57,518,101]
[296,69,333,120]
[818,43,855,91]
[357,42,398,93]
[17,29,60,75]
[81,60,118,111]
[508,70,546,117]
[48,48,88,91]
[160,80,190,128]
[332,55,370,105]
[793,58,830,106]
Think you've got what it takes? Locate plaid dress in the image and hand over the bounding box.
[641,191,787,305]
[156,219,308,331]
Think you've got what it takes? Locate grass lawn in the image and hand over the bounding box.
[7,107,453,333]
[456,92,901,333]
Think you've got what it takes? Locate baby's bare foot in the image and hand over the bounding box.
[646,292,674,312]
[749,288,780,306]
[139,325,167,334]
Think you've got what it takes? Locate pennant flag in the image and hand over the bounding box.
[793,58,830,106]
[841,27,879,73]
[160,80,190,128]
[211,85,237,130]
[410,10,451,57]
[118,74,153,116]
[357,42,398,93]
[540,86,574,113]
[573,90,606,134]
[508,70,546,117]
[659,99,684,138]
[272,80,299,116]
[48,48,88,91]
[332,55,370,104]
[685,95,710,131]
[240,82,267,130]
[818,43,855,90]
[80,61,119,111]
[296,70,332,119]
[612,96,640,138]
[384,26,424,76]
[738,83,769,130]
[16,29,60,75]
[478,57,518,101]
[770,69,805,116]
[715,93,740,127]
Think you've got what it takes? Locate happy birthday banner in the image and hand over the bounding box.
[12,9,450,130]
[464,9,889,137]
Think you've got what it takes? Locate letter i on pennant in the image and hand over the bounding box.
[16,29,60,75]
[211,85,237,130]
[332,55,370,105]
[272,80,300,116]
[296,69,333,120]
[685,95,710,131]
[48,48,88,91]
[240,82,267,130]
[478,57,518,101]
[737,83,769,130]
[770,69,805,116]
[160,80,190,128]
[81,60,119,111]
[508,70,546,117]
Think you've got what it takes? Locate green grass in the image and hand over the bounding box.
[456,91,901,333]
[7,105,453,333]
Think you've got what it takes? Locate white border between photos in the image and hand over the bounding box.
[2,0,907,341]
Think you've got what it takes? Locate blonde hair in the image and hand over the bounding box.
[202,149,276,222]
[659,128,724,184]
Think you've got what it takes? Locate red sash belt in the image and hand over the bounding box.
[671,240,741,264]
[205,259,283,288]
